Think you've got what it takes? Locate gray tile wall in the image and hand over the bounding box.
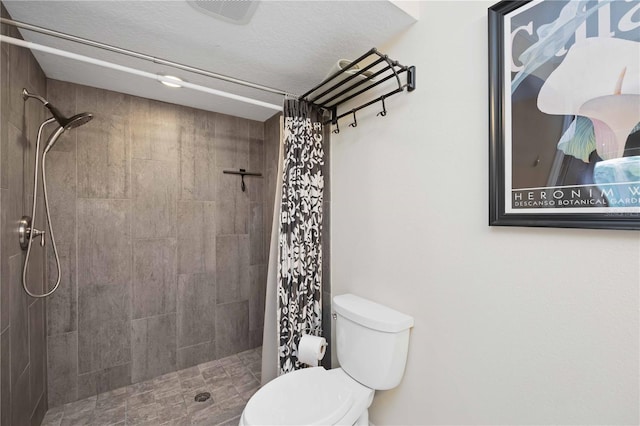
[0,5,49,425]
[45,80,270,408]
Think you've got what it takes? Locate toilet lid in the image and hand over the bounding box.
[243,367,353,426]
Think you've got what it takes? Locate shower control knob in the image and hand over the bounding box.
[18,216,31,250]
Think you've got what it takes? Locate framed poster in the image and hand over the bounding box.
[489,0,640,230]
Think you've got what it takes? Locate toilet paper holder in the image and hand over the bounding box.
[302,327,324,338]
[298,332,328,367]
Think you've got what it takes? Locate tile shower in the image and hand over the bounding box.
[1,8,331,424]
[42,79,279,408]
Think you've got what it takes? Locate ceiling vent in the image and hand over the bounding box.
[187,1,259,25]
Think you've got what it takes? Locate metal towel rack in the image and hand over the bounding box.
[301,47,416,133]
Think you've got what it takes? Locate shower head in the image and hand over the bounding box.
[22,88,93,131]
[45,104,93,130]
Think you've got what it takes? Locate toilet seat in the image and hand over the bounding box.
[241,367,374,426]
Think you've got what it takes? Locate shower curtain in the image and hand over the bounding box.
[261,99,325,381]
[276,99,325,374]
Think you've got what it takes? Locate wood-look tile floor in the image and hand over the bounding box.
[41,348,262,426]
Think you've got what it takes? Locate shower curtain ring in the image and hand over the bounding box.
[349,110,358,128]
[377,96,387,117]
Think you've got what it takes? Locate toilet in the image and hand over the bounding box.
[240,293,414,426]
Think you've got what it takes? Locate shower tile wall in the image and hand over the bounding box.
[45,79,270,408]
[0,5,49,425]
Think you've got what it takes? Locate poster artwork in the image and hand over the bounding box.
[505,0,639,214]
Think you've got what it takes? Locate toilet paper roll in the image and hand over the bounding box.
[298,334,327,367]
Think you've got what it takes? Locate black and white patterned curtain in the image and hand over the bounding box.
[277,99,324,374]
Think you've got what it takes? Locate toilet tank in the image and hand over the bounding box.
[333,294,414,390]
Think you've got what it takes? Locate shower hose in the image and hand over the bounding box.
[22,117,63,298]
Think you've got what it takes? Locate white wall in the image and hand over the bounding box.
[330,2,640,425]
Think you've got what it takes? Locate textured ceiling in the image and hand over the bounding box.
[3,1,417,121]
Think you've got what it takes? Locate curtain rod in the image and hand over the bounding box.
[0,17,293,98]
[0,35,283,111]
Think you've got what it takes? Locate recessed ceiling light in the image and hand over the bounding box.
[159,75,183,88]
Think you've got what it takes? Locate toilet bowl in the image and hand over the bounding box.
[240,367,374,426]
[241,294,414,426]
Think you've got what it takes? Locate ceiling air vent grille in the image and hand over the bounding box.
[187,1,259,25]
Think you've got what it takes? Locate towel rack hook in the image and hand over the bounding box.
[349,110,358,128]
[377,96,387,117]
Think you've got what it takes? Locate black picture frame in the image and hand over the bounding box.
[488,0,640,230]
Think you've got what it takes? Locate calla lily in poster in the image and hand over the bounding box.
[538,37,639,161]
[489,0,640,229]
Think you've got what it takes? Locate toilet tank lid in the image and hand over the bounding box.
[333,294,414,332]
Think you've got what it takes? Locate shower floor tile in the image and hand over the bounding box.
[41,347,262,426]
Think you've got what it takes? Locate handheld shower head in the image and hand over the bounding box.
[42,112,93,154]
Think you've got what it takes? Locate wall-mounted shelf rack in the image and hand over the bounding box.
[300,48,415,132]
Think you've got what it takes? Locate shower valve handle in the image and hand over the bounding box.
[33,228,46,247]
[18,216,46,250]
[27,226,46,248]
